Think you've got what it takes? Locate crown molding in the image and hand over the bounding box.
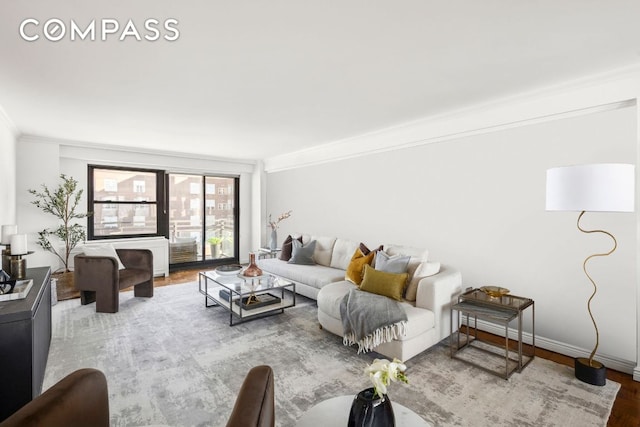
[264,64,640,173]
[19,134,257,167]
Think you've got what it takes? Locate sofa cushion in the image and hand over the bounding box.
[359,264,407,301]
[258,258,345,289]
[345,248,375,285]
[289,239,316,265]
[375,251,410,274]
[317,281,356,320]
[309,235,337,267]
[317,281,435,341]
[279,235,303,261]
[404,261,441,301]
[397,303,436,341]
[330,238,359,270]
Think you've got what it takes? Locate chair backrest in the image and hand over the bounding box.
[226,365,275,427]
[0,368,109,427]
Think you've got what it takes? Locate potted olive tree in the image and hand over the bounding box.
[29,175,90,284]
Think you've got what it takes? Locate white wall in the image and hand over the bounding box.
[265,105,637,371]
[16,136,257,270]
[0,109,17,226]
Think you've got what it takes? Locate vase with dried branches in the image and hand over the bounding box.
[267,210,292,250]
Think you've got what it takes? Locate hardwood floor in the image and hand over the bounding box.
[473,330,639,427]
[61,268,640,426]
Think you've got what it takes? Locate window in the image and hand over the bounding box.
[89,166,239,266]
[168,173,238,264]
[88,166,165,239]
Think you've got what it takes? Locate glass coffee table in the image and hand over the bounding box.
[199,270,296,326]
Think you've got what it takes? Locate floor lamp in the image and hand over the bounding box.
[545,163,635,386]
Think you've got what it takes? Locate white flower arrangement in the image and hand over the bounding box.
[365,358,408,398]
[268,210,292,231]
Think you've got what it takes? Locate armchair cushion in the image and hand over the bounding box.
[118,268,152,289]
[82,244,125,269]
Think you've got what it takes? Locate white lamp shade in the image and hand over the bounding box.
[546,163,635,212]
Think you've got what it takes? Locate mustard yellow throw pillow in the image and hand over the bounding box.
[359,264,408,301]
[345,248,375,285]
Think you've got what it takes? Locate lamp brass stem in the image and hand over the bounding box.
[576,211,617,367]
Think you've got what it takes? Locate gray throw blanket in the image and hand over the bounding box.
[340,289,408,354]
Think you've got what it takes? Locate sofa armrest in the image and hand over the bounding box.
[116,249,153,271]
[74,254,119,291]
[415,264,462,341]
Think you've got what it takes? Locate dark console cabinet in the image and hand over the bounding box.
[0,267,52,421]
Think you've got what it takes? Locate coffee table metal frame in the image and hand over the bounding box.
[450,288,535,379]
[199,271,296,326]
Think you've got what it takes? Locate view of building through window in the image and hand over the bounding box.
[91,168,159,237]
[89,166,238,266]
[168,174,236,263]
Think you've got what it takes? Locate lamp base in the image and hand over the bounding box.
[574,357,606,386]
[1,248,10,272]
[10,257,26,279]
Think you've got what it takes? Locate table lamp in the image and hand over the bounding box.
[9,234,30,279]
[1,224,18,272]
[545,163,635,386]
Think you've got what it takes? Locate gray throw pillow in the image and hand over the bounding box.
[375,251,410,274]
[280,235,303,261]
[288,239,316,265]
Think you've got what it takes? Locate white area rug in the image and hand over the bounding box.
[45,282,620,427]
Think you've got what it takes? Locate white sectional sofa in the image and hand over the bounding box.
[257,234,463,362]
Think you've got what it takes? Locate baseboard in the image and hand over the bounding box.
[462,318,637,376]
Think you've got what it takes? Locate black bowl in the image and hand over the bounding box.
[0,280,17,295]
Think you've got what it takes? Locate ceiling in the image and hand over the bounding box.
[1,1,639,161]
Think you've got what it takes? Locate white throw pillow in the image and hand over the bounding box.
[82,244,125,270]
[404,261,441,301]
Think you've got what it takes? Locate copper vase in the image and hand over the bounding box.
[243,252,263,277]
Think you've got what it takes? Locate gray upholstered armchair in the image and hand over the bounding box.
[74,248,153,313]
